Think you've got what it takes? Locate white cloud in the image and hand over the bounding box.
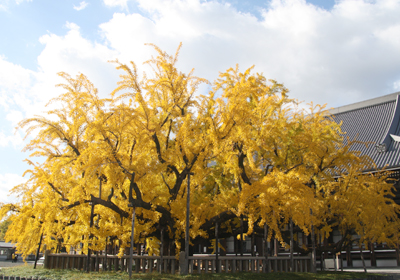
[103,0,128,9]
[0,56,36,115]
[73,1,88,11]
[0,173,27,204]
[2,0,400,128]
[394,80,400,91]
[97,0,400,107]
[6,110,24,128]
[0,22,119,148]
[0,56,35,92]
[0,0,30,11]
[37,22,119,99]
[14,0,32,4]
[65,21,80,31]
[0,130,23,148]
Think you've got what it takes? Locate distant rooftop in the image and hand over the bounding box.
[0,241,15,249]
[330,92,400,171]
[329,92,400,115]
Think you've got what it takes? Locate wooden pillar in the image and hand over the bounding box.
[274,238,278,256]
[240,216,244,256]
[160,227,164,273]
[263,223,269,273]
[396,243,400,266]
[128,207,136,280]
[251,233,255,256]
[234,233,238,256]
[360,243,367,273]
[370,242,376,267]
[34,233,43,269]
[215,222,219,273]
[310,208,316,273]
[346,243,352,267]
[289,219,294,272]
[104,237,108,271]
[87,202,95,272]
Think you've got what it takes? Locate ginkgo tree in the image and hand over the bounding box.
[0,43,399,266]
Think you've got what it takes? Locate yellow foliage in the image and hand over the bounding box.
[1,43,399,259]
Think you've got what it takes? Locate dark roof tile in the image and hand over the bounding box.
[330,93,400,171]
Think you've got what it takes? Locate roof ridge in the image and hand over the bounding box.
[329,92,400,115]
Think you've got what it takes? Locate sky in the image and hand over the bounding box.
[1,0,400,203]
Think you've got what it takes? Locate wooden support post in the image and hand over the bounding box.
[183,173,193,275]
[251,233,255,256]
[263,223,269,273]
[128,207,136,280]
[44,249,49,269]
[396,243,400,266]
[104,237,108,271]
[34,233,43,269]
[86,202,95,272]
[215,221,219,273]
[347,243,352,267]
[360,243,367,273]
[240,216,244,256]
[370,242,376,267]
[289,219,294,272]
[310,209,317,273]
[160,227,164,273]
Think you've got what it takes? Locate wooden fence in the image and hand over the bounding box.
[43,251,177,273]
[43,251,312,273]
[188,255,312,273]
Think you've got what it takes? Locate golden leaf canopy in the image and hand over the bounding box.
[2,44,399,258]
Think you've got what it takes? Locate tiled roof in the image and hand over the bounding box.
[330,92,400,171]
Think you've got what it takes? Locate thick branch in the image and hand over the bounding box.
[152,132,180,177]
[130,198,174,230]
[107,187,114,201]
[91,195,129,219]
[48,182,69,202]
[152,133,166,164]
[284,161,304,174]
[128,172,142,202]
[61,200,86,211]
[221,120,236,140]
[166,119,172,150]
[238,148,251,185]
[161,173,172,193]
[199,210,237,232]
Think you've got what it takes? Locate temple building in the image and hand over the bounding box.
[328,92,400,268]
